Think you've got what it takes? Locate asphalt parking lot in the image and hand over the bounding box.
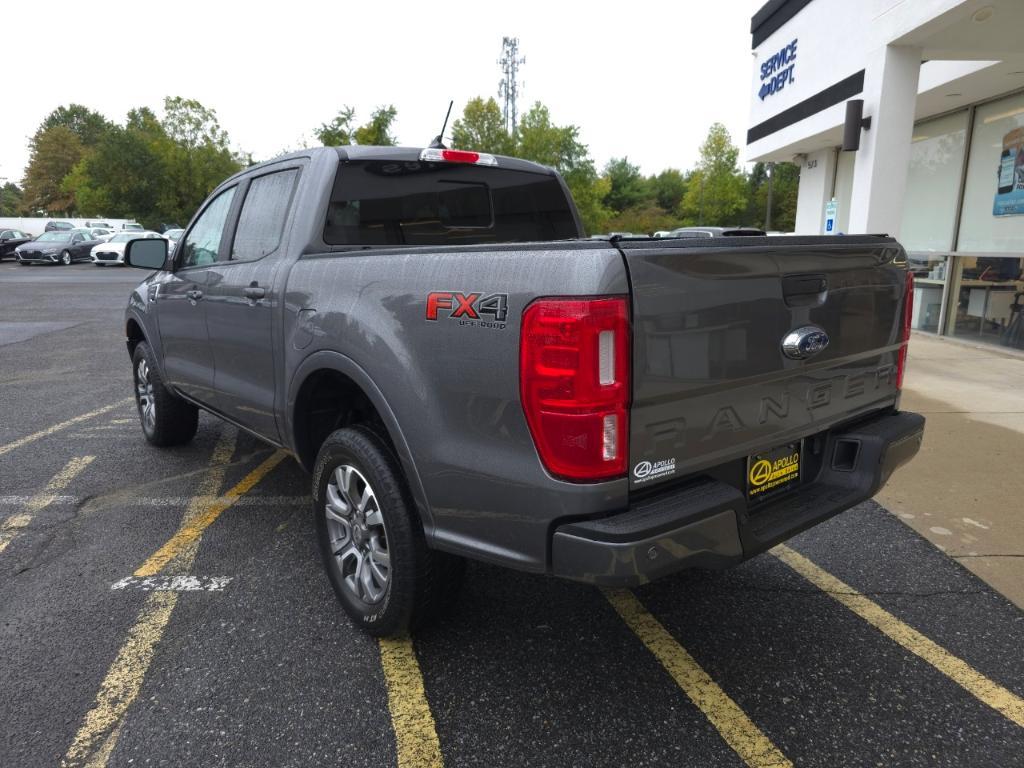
[1,262,1023,768]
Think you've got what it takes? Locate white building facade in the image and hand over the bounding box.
[748,0,1024,348]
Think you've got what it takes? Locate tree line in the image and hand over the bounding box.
[4,97,797,235]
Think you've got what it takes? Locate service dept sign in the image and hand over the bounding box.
[758,38,798,101]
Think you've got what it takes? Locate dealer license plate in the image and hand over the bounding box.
[747,441,802,501]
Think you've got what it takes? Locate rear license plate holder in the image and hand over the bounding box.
[747,441,802,502]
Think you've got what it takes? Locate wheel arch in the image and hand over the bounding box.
[125,315,146,358]
[286,351,433,532]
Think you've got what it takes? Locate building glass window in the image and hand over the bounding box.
[900,111,969,333]
[948,93,1024,348]
[900,111,968,252]
[958,93,1024,253]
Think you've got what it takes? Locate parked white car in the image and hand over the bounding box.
[91,231,165,266]
[163,228,184,257]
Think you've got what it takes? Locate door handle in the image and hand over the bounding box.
[186,289,203,303]
[244,283,266,301]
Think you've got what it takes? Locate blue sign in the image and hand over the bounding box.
[759,39,798,101]
[824,199,837,234]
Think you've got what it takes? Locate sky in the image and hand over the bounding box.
[0,0,764,185]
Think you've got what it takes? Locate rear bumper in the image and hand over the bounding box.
[550,409,925,586]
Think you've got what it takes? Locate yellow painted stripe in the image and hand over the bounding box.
[61,591,177,768]
[774,544,1024,728]
[62,430,243,768]
[0,455,95,555]
[133,449,288,578]
[379,637,444,768]
[0,399,132,458]
[606,589,792,768]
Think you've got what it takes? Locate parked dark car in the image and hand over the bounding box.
[44,220,74,232]
[85,221,114,229]
[15,230,103,265]
[0,229,33,260]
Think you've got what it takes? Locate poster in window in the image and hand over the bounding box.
[993,128,1024,216]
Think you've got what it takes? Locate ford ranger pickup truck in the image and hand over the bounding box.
[122,145,924,637]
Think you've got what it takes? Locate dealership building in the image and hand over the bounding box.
[748,0,1024,348]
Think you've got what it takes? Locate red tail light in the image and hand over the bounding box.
[897,272,913,389]
[519,297,630,481]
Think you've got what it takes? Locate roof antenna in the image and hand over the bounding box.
[429,100,454,149]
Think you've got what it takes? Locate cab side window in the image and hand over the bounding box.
[180,187,236,268]
[231,169,298,261]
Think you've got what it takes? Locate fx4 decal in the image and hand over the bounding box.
[426,292,509,328]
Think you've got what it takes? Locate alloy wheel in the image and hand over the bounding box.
[135,359,156,433]
[325,464,391,604]
[61,251,71,265]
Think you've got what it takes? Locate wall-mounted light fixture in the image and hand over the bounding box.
[842,99,872,151]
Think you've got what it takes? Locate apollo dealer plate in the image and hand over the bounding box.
[747,441,802,501]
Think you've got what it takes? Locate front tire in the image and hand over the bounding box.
[313,426,462,637]
[132,342,199,447]
[60,250,71,265]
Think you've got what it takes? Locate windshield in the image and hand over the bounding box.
[38,232,71,242]
[110,233,136,243]
[165,229,184,239]
[124,224,143,230]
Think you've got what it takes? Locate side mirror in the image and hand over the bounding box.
[125,237,168,270]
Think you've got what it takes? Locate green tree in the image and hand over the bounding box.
[451,97,514,155]
[603,157,649,213]
[159,98,241,226]
[162,96,230,151]
[63,110,169,224]
[516,103,610,235]
[62,100,242,228]
[746,161,799,231]
[649,168,687,213]
[39,104,111,148]
[314,105,398,146]
[0,183,23,216]
[22,126,84,214]
[315,106,356,146]
[354,105,398,146]
[606,204,677,236]
[679,123,747,225]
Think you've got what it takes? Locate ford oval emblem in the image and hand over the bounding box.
[782,326,830,360]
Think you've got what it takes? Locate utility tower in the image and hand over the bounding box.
[497,37,525,135]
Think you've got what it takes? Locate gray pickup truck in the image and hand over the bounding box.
[122,146,924,636]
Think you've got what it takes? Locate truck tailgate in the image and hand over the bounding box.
[620,236,909,491]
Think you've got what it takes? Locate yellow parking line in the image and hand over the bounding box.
[63,430,275,768]
[773,545,1024,728]
[0,456,95,555]
[0,399,132,458]
[133,449,288,577]
[379,637,445,768]
[605,589,792,768]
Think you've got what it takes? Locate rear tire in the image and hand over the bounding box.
[132,342,199,447]
[313,426,463,637]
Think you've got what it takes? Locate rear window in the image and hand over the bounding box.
[324,160,578,246]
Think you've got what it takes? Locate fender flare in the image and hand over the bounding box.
[124,308,170,382]
[285,350,433,533]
